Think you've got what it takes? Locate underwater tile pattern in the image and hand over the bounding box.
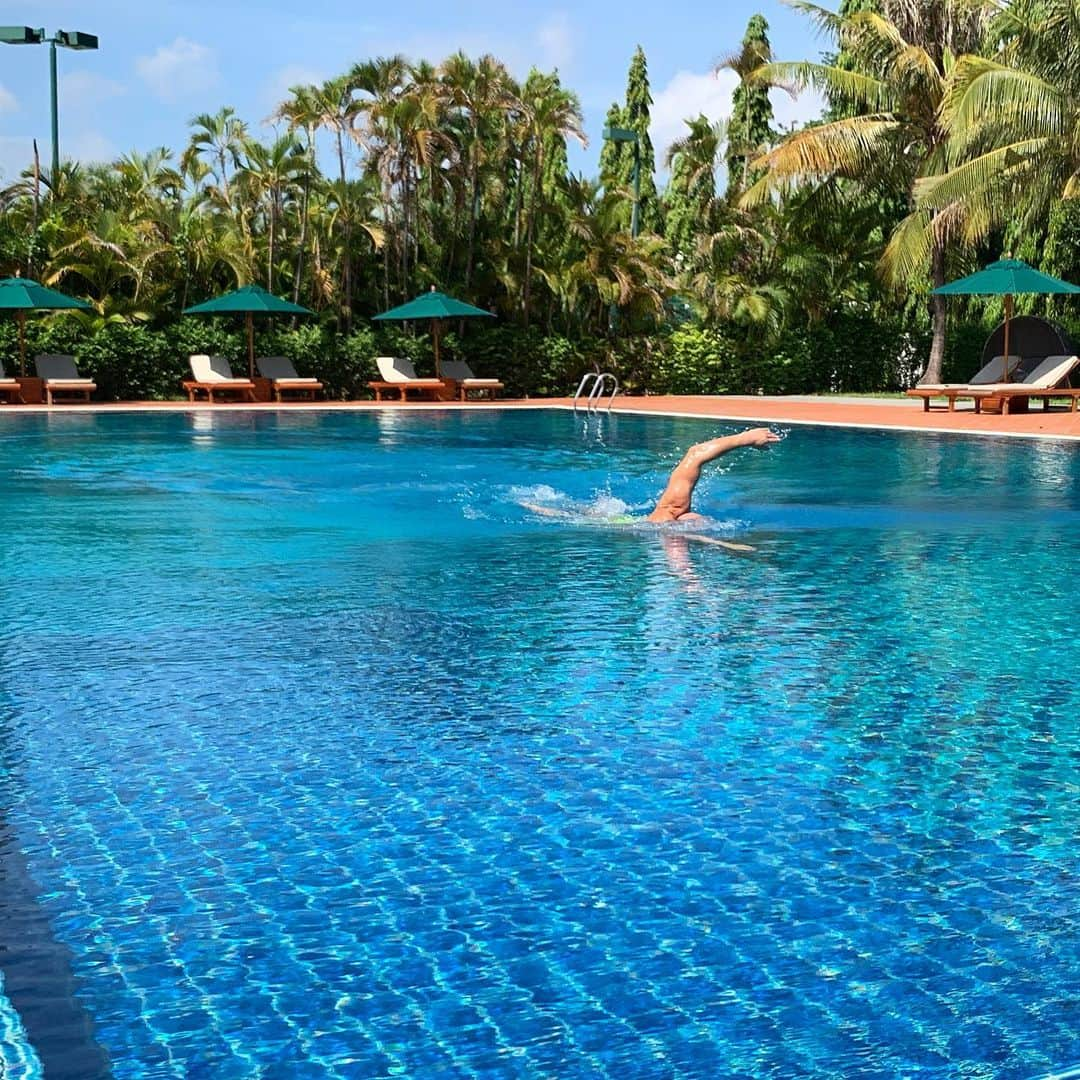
[0,410,1079,1077]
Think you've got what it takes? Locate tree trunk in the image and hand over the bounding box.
[338,129,352,329]
[512,152,524,249]
[920,232,947,385]
[293,132,314,308]
[464,135,479,290]
[523,145,543,329]
[219,149,231,206]
[402,162,410,298]
[267,196,276,292]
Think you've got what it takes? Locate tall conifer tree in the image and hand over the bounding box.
[724,15,775,197]
[620,46,663,234]
[599,102,627,190]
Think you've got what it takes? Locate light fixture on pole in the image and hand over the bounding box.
[0,25,100,181]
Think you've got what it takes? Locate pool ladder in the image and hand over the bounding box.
[573,371,619,413]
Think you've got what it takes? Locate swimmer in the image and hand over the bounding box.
[521,426,780,551]
[646,427,780,523]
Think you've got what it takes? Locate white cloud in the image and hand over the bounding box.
[0,136,33,181]
[66,130,116,165]
[135,38,219,104]
[771,86,827,134]
[61,71,126,109]
[650,69,738,164]
[263,64,327,114]
[0,131,115,176]
[650,68,827,169]
[537,12,575,71]
[0,83,17,114]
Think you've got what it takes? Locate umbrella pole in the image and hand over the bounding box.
[432,319,441,379]
[1002,295,1014,380]
[17,310,25,377]
[247,312,255,380]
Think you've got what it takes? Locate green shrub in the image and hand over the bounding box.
[0,306,988,401]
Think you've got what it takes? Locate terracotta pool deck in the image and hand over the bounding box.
[5,394,1080,440]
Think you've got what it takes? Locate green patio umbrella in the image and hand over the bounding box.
[933,259,1080,380]
[0,276,92,375]
[184,285,314,379]
[372,287,494,377]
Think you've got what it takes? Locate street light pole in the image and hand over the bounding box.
[49,36,59,180]
[0,26,99,182]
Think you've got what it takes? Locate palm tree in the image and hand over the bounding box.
[917,0,1080,266]
[276,84,325,306]
[349,56,410,308]
[438,53,515,292]
[309,74,365,322]
[743,0,993,384]
[182,107,248,206]
[239,134,305,291]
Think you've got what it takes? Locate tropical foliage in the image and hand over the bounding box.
[2,2,1078,399]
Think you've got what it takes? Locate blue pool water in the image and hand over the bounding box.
[1,407,1079,1078]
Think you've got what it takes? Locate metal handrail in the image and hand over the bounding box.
[573,372,598,412]
[588,372,619,412]
[573,371,619,413]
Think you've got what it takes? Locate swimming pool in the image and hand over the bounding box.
[1,408,1078,1078]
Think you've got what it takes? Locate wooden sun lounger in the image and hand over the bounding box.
[267,379,322,402]
[0,380,23,403]
[979,387,1080,414]
[182,379,257,403]
[906,387,995,412]
[367,379,447,402]
[906,386,1080,413]
[185,355,257,403]
[439,361,504,401]
[255,357,324,402]
[907,354,1080,413]
[34,354,96,405]
[43,379,96,405]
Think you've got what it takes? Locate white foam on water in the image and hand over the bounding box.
[509,483,564,505]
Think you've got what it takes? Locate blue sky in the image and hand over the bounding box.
[0,0,826,183]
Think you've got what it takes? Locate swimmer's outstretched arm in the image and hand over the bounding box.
[519,501,574,519]
[647,427,780,523]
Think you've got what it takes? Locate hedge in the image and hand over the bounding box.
[0,308,1007,401]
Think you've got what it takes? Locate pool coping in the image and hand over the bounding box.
[3,395,1080,442]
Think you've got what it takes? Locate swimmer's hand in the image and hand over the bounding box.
[739,427,782,448]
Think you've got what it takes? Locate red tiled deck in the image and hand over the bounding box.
[586,395,1080,439]
[4,394,1080,440]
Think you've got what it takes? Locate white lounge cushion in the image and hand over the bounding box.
[256,356,321,383]
[374,356,441,384]
[35,354,93,383]
[917,355,1021,392]
[441,360,502,385]
[189,354,251,385]
[975,355,1080,392]
[1020,353,1079,387]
